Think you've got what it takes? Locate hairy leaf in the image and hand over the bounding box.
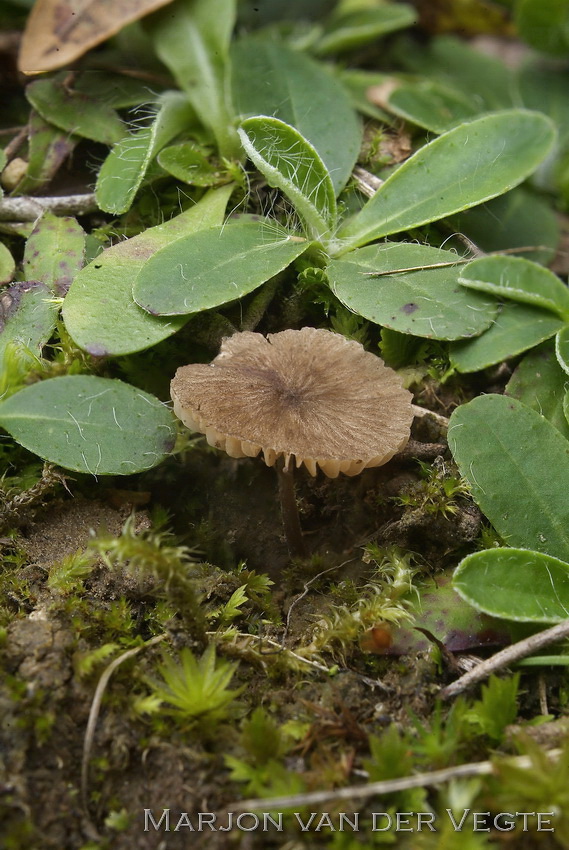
[449,394,569,561]
[134,217,308,316]
[327,242,497,340]
[232,38,361,194]
[0,376,175,474]
[96,92,194,215]
[62,186,233,356]
[238,117,336,240]
[337,111,556,250]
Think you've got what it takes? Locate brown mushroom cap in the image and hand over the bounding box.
[171,328,414,478]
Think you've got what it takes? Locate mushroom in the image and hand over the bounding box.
[171,328,414,557]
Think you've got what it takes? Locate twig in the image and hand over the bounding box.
[352,166,383,198]
[440,618,569,699]
[3,125,28,160]
[228,749,560,811]
[81,634,167,815]
[283,560,355,645]
[0,193,98,221]
[411,404,450,429]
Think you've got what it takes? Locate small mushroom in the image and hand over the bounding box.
[171,328,414,557]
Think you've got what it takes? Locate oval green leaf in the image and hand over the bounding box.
[134,217,308,316]
[506,340,569,440]
[454,548,569,623]
[0,376,175,475]
[232,38,361,194]
[336,110,556,250]
[314,4,416,55]
[326,242,497,340]
[26,73,126,146]
[449,393,569,562]
[386,80,477,134]
[62,186,233,356]
[238,117,336,240]
[0,282,59,372]
[450,301,565,373]
[459,255,569,320]
[23,211,85,296]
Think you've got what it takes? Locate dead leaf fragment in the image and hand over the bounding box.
[19,0,175,75]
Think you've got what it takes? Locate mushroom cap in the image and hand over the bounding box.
[170,328,413,478]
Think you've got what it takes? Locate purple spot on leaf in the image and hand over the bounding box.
[402,302,419,315]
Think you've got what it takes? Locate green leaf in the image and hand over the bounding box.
[337,69,392,123]
[12,111,78,196]
[26,73,126,145]
[0,282,59,369]
[450,302,565,373]
[555,325,569,375]
[0,376,175,475]
[62,186,233,356]
[150,0,239,158]
[95,92,194,215]
[133,217,308,316]
[23,212,85,296]
[313,4,417,55]
[518,61,569,148]
[515,0,569,56]
[449,187,560,266]
[506,341,569,440]
[386,80,478,134]
[0,242,15,283]
[448,393,569,561]
[394,34,515,112]
[337,110,556,250]
[326,242,497,340]
[232,38,361,194]
[459,255,569,320]
[238,117,336,240]
[454,548,569,623]
[157,142,226,186]
[71,71,160,110]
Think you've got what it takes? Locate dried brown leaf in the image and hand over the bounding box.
[18,0,175,75]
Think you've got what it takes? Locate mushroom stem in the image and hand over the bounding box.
[276,458,307,558]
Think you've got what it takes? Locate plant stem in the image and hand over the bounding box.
[276,458,307,558]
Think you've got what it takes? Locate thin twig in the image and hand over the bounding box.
[81,634,167,815]
[411,404,450,429]
[440,618,569,699]
[283,559,355,645]
[0,193,98,221]
[228,749,560,811]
